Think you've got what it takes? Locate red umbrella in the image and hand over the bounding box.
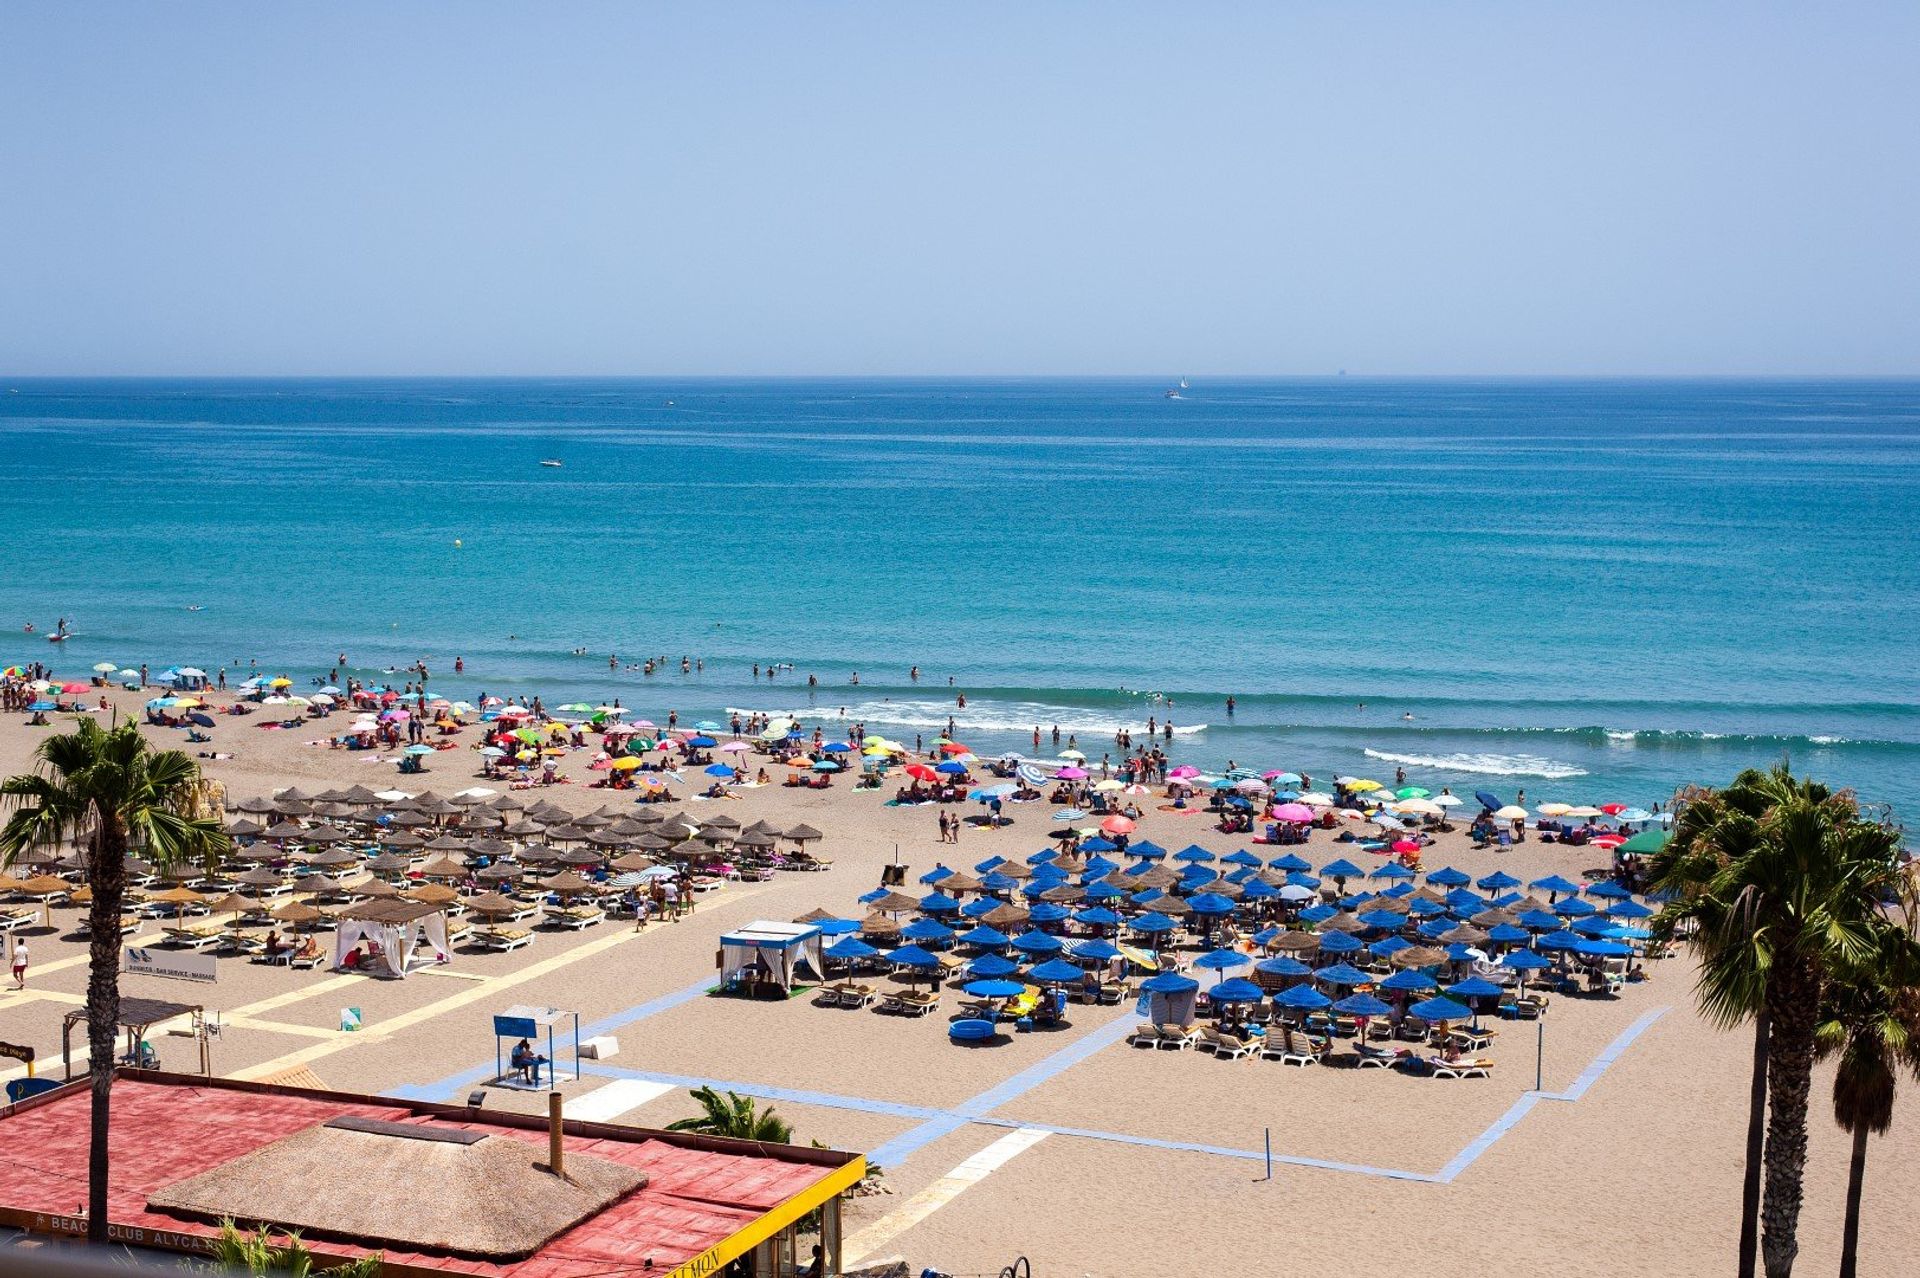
[1101,815,1136,835]
[937,742,972,755]
[905,763,937,782]
[60,682,91,694]
[1599,803,1628,816]
[1591,834,1627,848]
[1391,839,1421,854]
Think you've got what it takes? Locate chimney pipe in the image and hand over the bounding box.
[548,1092,565,1178]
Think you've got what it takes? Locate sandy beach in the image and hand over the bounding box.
[3,685,1917,1277]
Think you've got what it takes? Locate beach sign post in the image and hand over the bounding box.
[1536,1017,1545,1091]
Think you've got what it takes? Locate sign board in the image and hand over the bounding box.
[0,1042,33,1066]
[124,947,216,985]
[492,1015,538,1040]
[340,1007,362,1033]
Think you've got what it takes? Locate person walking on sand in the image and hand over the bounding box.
[10,938,26,989]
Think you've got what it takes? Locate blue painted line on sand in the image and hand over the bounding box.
[577,1061,949,1123]
[1541,1006,1669,1102]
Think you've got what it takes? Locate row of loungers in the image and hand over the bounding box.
[1131,1022,1496,1076]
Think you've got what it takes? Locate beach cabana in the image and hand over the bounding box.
[330,898,450,977]
[1138,970,1199,1026]
[719,920,825,996]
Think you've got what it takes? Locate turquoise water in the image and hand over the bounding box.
[3,377,1916,814]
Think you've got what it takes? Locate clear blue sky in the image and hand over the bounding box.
[2,3,1915,375]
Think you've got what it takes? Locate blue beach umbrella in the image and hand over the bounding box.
[958,925,1011,948]
[1240,880,1280,903]
[1410,996,1474,1023]
[1027,903,1072,925]
[964,978,1026,999]
[1370,862,1416,881]
[959,898,998,919]
[974,855,1006,872]
[1369,936,1413,958]
[1255,955,1312,978]
[825,935,879,959]
[1316,931,1364,955]
[1129,912,1177,934]
[1271,852,1313,872]
[813,917,863,936]
[1333,993,1394,1017]
[934,761,967,775]
[1080,836,1117,853]
[1313,962,1373,987]
[1357,910,1406,931]
[919,865,955,884]
[1517,910,1563,931]
[1500,949,1554,973]
[1574,937,1634,957]
[1275,984,1332,1011]
[1028,957,1086,984]
[812,759,842,772]
[1379,968,1438,993]
[1554,897,1599,918]
[1072,939,1122,962]
[1193,948,1251,976]
[1585,880,1631,899]
[1187,893,1235,917]
[966,953,1021,978]
[1083,881,1126,902]
[918,892,960,912]
[1538,930,1584,952]
[1297,904,1336,925]
[1140,971,1200,995]
[901,918,954,944]
[1446,977,1505,1000]
[1222,849,1263,868]
[885,945,942,970]
[1487,923,1532,945]
[1444,888,1487,911]
[1284,871,1322,889]
[1011,930,1065,955]
[1319,858,1366,880]
[1607,899,1654,919]
[1530,874,1583,896]
[1477,870,1522,891]
[1426,867,1470,887]
[1173,845,1215,864]
[823,742,852,753]
[1072,906,1122,928]
[1207,978,1265,1004]
[686,735,718,747]
[1128,839,1166,859]
[703,763,736,777]
[1474,790,1504,811]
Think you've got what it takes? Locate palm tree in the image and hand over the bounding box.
[1814,924,1920,1278]
[665,1085,794,1143]
[206,1219,384,1277]
[0,718,228,1243]
[1651,766,1906,1278]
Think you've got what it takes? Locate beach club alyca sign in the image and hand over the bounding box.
[124,946,217,984]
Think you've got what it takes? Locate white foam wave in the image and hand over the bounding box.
[1363,747,1588,779]
[728,699,1207,738]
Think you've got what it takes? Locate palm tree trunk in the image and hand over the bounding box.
[1838,1122,1869,1278]
[84,820,128,1244]
[1740,1008,1768,1278]
[1761,966,1820,1278]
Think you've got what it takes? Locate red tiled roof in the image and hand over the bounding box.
[0,1078,845,1276]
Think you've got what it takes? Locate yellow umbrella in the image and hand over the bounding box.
[611,757,643,771]
[171,697,202,709]
[1347,779,1383,792]
[268,677,293,688]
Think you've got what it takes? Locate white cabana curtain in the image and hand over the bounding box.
[331,913,448,977]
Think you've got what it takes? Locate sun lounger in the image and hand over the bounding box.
[1211,1029,1255,1061]
[162,925,224,950]
[828,982,875,1008]
[1404,1055,1494,1079]
[286,940,326,969]
[1155,1024,1200,1051]
[1129,1023,1162,1049]
[1447,1026,1496,1052]
[957,998,1002,1020]
[218,931,266,956]
[0,909,40,933]
[1353,1042,1409,1069]
[1261,1026,1327,1066]
[545,905,606,930]
[473,927,534,952]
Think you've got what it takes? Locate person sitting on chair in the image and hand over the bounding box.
[510,1037,547,1083]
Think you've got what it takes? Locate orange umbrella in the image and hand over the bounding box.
[1100,815,1136,835]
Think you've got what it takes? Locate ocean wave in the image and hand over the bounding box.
[727,699,1208,738]
[1362,748,1589,779]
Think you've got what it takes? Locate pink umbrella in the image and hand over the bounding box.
[718,741,751,753]
[1057,766,1088,780]
[631,719,657,729]
[379,708,410,722]
[1272,802,1314,823]
[1391,839,1421,854]
[1169,765,1200,779]
[1100,815,1136,834]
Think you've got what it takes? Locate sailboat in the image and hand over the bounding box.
[1164,377,1189,399]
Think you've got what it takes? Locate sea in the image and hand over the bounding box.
[2,377,1916,818]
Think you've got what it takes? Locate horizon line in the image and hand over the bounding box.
[4,371,1919,383]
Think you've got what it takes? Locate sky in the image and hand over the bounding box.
[1,3,1916,376]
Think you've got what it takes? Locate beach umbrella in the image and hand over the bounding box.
[1073,938,1121,962]
[1316,931,1364,955]
[1193,948,1251,978]
[1474,790,1504,811]
[919,891,961,913]
[813,917,863,936]
[967,953,1021,978]
[1574,937,1634,958]
[1487,923,1532,945]
[1554,897,1599,918]
[1271,803,1315,824]
[964,978,1027,1000]
[1319,858,1367,881]
[1530,874,1583,896]
[1072,906,1122,928]
[901,918,954,944]
[1477,870,1522,892]
[1370,862,1416,881]
[1313,962,1372,987]
[1500,949,1553,974]
[1028,957,1086,984]
[1425,866,1470,887]
[1447,976,1505,1001]
[1139,971,1200,995]
[1379,968,1438,994]
[1607,899,1654,920]
[1129,911,1177,934]
[1585,880,1632,899]
[1270,853,1313,873]
[959,924,1011,948]
[1333,992,1393,1018]
[1028,903,1072,925]
[885,944,943,970]
[1207,978,1265,1005]
[1186,892,1235,917]
[1538,930,1584,953]
[1370,936,1414,959]
[1127,840,1166,860]
[1011,930,1064,955]
[1275,984,1332,1012]
[1410,996,1474,1023]
[1517,909,1563,931]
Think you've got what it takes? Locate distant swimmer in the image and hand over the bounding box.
[186,605,204,612]
[1402,711,1415,720]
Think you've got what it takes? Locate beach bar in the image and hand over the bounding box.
[0,1071,865,1277]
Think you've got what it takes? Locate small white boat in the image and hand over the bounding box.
[540,459,564,468]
